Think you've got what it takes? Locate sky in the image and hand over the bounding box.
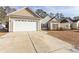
[14,6,79,18]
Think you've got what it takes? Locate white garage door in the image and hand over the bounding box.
[13,20,37,32]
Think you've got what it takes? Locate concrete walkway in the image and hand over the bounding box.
[0,31,75,53]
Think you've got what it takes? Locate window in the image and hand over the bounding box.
[41,24,48,28]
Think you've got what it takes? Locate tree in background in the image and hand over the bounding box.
[4,6,16,30]
[0,7,6,23]
[73,16,79,20]
[55,13,64,20]
[36,9,48,18]
[4,6,16,14]
[49,12,55,18]
[0,6,16,23]
[0,6,16,31]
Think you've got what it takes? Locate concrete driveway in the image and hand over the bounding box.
[0,31,75,53]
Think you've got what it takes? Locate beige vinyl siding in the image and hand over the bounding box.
[9,18,13,32]
[49,22,71,30]
[8,7,42,32]
[37,21,41,31]
[48,18,60,30]
[9,9,34,17]
[77,21,79,29]
[77,23,79,29]
[72,22,77,29]
[60,23,71,30]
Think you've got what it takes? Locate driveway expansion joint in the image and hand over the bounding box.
[27,32,38,53]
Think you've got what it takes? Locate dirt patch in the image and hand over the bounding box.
[47,31,79,47]
[0,32,7,37]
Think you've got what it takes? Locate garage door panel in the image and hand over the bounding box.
[13,20,37,32]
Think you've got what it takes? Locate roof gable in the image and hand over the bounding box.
[72,19,79,22]
[60,19,68,23]
[60,18,73,23]
[49,17,61,23]
[43,16,51,20]
[51,18,58,22]
[40,15,51,24]
[7,7,40,18]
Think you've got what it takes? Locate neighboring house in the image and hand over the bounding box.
[71,20,79,29]
[49,17,73,30]
[48,18,60,30]
[7,7,42,32]
[60,18,72,30]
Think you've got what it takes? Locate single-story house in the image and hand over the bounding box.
[48,17,60,30]
[60,18,72,30]
[7,7,53,32]
[7,7,42,32]
[71,20,79,29]
[49,17,73,30]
